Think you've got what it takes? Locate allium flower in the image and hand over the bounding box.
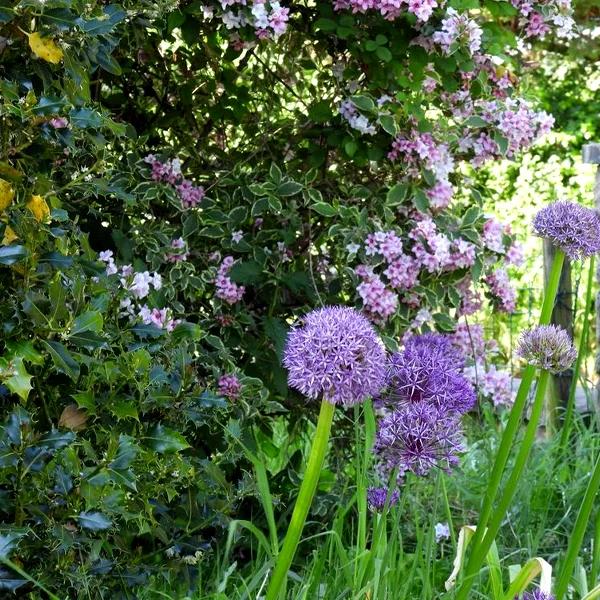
[533,201,600,261]
[218,374,242,399]
[367,487,400,512]
[517,325,576,373]
[386,334,476,414]
[521,590,555,600]
[374,403,463,477]
[282,306,386,405]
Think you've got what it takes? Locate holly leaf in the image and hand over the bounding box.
[0,357,33,401]
[78,511,112,531]
[145,425,190,454]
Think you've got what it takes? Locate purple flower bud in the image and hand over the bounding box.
[374,402,464,477]
[516,325,576,373]
[282,306,386,405]
[367,487,400,512]
[533,201,600,261]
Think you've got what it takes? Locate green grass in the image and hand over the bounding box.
[133,406,600,600]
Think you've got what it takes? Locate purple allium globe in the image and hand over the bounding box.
[403,333,465,371]
[374,403,464,477]
[367,487,400,512]
[533,201,600,261]
[516,325,577,374]
[283,306,386,405]
[521,590,555,600]
[386,334,476,414]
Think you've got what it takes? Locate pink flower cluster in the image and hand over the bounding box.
[484,268,516,313]
[353,221,483,321]
[457,98,554,165]
[431,8,483,55]
[339,100,377,135]
[215,256,245,304]
[357,270,399,322]
[482,218,505,253]
[139,306,179,332]
[218,374,242,399]
[511,0,574,38]
[456,278,482,316]
[98,250,179,331]
[333,0,439,22]
[166,237,189,263]
[144,154,205,209]
[388,131,454,205]
[202,0,289,40]
[452,323,513,407]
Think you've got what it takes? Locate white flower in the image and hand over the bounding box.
[129,272,153,299]
[232,230,244,243]
[435,522,450,542]
[151,272,162,290]
[346,243,360,254]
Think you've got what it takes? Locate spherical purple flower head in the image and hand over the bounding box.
[385,337,476,414]
[403,333,465,371]
[520,590,555,600]
[283,306,386,405]
[374,402,464,477]
[517,325,577,374]
[367,487,400,512]
[533,201,600,261]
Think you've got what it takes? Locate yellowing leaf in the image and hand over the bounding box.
[2,225,18,245]
[27,195,50,223]
[27,32,63,64]
[0,179,14,212]
[59,404,88,431]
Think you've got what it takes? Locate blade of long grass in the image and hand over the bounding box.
[555,451,600,600]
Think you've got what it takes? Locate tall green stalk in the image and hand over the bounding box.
[457,249,565,597]
[555,451,600,600]
[266,399,335,600]
[559,255,595,451]
[456,370,550,599]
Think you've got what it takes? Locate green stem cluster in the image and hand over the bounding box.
[455,249,565,600]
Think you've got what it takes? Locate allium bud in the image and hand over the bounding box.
[283,306,386,405]
[367,487,400,512]
[516,325,576,373]
[533,201,600,261]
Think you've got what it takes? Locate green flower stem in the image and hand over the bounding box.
[555,450,600,600]
[265,399,335,600]
[456,370,551,600]
[560,254,595,451]
[540,249,566,324]
[457,248,565,597]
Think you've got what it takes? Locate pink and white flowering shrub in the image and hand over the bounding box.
[215,256,245,304]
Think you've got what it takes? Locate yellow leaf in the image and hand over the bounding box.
[27,194,51,222]
[27,32,63,65]
[2,225,18,245]
[0,179,14,212]
[59,404,88,431]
